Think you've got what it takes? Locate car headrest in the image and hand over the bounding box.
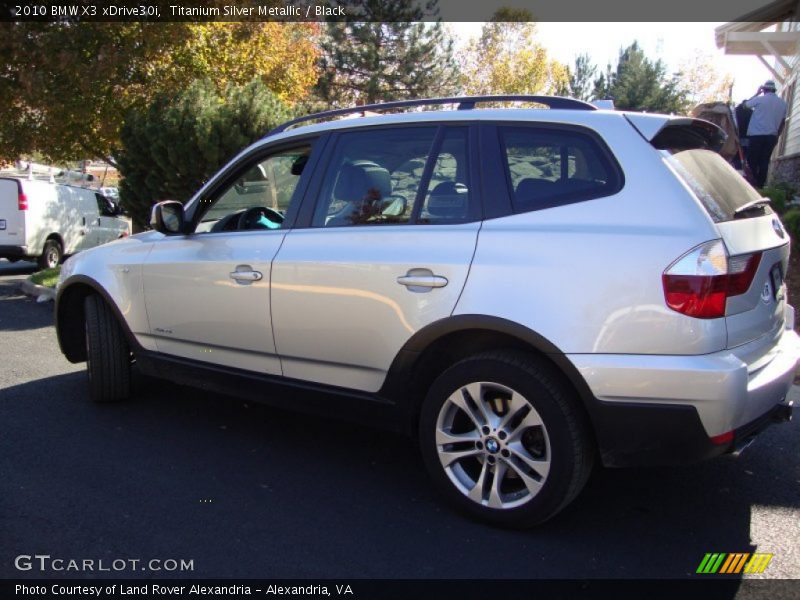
[334,161,392,202]
[515,178,555,202]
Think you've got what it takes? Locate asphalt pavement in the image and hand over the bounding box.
[1,259,799,584]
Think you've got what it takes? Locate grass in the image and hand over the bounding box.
[29,266,60,288]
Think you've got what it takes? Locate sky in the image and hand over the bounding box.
[447,22,773,103]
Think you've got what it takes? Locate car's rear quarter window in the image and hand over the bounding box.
[498,126,623,214]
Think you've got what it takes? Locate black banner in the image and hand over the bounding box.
[0,0,791,22]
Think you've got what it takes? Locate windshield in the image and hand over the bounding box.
[663,149,764,223]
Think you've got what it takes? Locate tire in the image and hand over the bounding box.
[38,239,62,270]
[419,350,594,528]
[84,294,131,403]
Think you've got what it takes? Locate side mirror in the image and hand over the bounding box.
[150,200,185,235]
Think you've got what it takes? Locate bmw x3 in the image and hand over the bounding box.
[56,96,799,527]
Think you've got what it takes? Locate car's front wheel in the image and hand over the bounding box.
[419,351,594,527]
[84,295,131,403]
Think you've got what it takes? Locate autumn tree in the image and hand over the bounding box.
[593,42,688,113]
[117,79,293,230]
[676,51,734,106]
[460,9,568,97]
[0,22,319,164]
[315,0,459,105]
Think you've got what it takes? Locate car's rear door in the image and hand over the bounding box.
[270,124,481,392]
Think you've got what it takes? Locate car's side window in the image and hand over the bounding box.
[194,145,311,234]
[311,127,439,227]
[499,127,622,213]
[418,128,470,224]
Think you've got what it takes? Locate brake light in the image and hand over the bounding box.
[662,240,762,319]
[18,191,28,211]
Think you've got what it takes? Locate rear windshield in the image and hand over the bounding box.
[664,149,764,222]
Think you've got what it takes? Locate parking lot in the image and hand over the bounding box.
[1,259,799,582]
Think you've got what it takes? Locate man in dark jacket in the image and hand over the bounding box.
[745,79,788,188]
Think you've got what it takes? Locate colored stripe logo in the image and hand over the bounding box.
[696,553,773,574]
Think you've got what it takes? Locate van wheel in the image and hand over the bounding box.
[419,351,594,528]
[84,295,131,403]
[38,239,62,270]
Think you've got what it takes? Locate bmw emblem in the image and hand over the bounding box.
[773,218,785,239]
[761,283,772,304]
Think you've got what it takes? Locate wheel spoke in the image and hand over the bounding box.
[468,459,490,504]
[496,391,529,432]
[463,382,495,428]
[436,427,480,446]
[503,455,545,496]
[487,461,508,509]
[439,446,482,467]
[448,387,485,429]
[506,409,544,440]
[507,440,550,479]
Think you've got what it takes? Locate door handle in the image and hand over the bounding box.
[397,268,448,292]
[229,266,263,284]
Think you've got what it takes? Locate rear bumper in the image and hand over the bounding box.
[568,326,799,467]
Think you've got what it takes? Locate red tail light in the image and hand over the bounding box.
[18,191,28,211]
[663,240,762,319]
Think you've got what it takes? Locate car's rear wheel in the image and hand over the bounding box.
[38,239,62,270]
[84,295,131,403]
[419,351,593,527]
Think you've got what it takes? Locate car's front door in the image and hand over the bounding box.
[141,141,317,374]
[271,125,481,392]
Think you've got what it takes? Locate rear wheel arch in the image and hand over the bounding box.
[382,315,599,440]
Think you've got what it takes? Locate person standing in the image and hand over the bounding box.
[745,79,788,188]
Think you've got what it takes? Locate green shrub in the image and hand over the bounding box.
[759,186,789,215]
[29,267,60,288]
[116,78,294,231]
[781,208,800,244]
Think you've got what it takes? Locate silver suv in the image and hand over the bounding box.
[56,96,799,527]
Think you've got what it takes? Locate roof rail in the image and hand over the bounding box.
[266,95,596,137]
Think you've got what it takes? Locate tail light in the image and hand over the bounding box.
[662,240,761,319]
[18,191,28,211]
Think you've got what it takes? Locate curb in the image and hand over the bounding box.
[20,279,56,303]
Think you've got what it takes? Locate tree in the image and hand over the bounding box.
[567,54,597,101]
[459,9,568,97]
[315,0,459,105]
[593,42,688,113]
[0,22,319,164]
[676,51,734,106]
[116,79,293,230]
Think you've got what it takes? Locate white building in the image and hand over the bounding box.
[716,0,800,185]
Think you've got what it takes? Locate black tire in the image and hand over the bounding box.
[38,238,62,270]
[84,294,131,403]
[419,350,594,528]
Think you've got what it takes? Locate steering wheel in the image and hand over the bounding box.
[237,206,284,230]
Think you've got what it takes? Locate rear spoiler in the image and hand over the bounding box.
[624,113,726,153]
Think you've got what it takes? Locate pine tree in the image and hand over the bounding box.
[315,0,459,105]
[568,54,597,101]
[593,42,688,113]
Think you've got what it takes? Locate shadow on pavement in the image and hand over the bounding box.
[2,367,797,584]
[0,280,54,331]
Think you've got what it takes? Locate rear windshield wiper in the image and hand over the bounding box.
[734,197,771,218]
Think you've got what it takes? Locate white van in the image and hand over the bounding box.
[0,176,131,269]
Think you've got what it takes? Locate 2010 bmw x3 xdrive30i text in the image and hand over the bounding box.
[56,96,799,527]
